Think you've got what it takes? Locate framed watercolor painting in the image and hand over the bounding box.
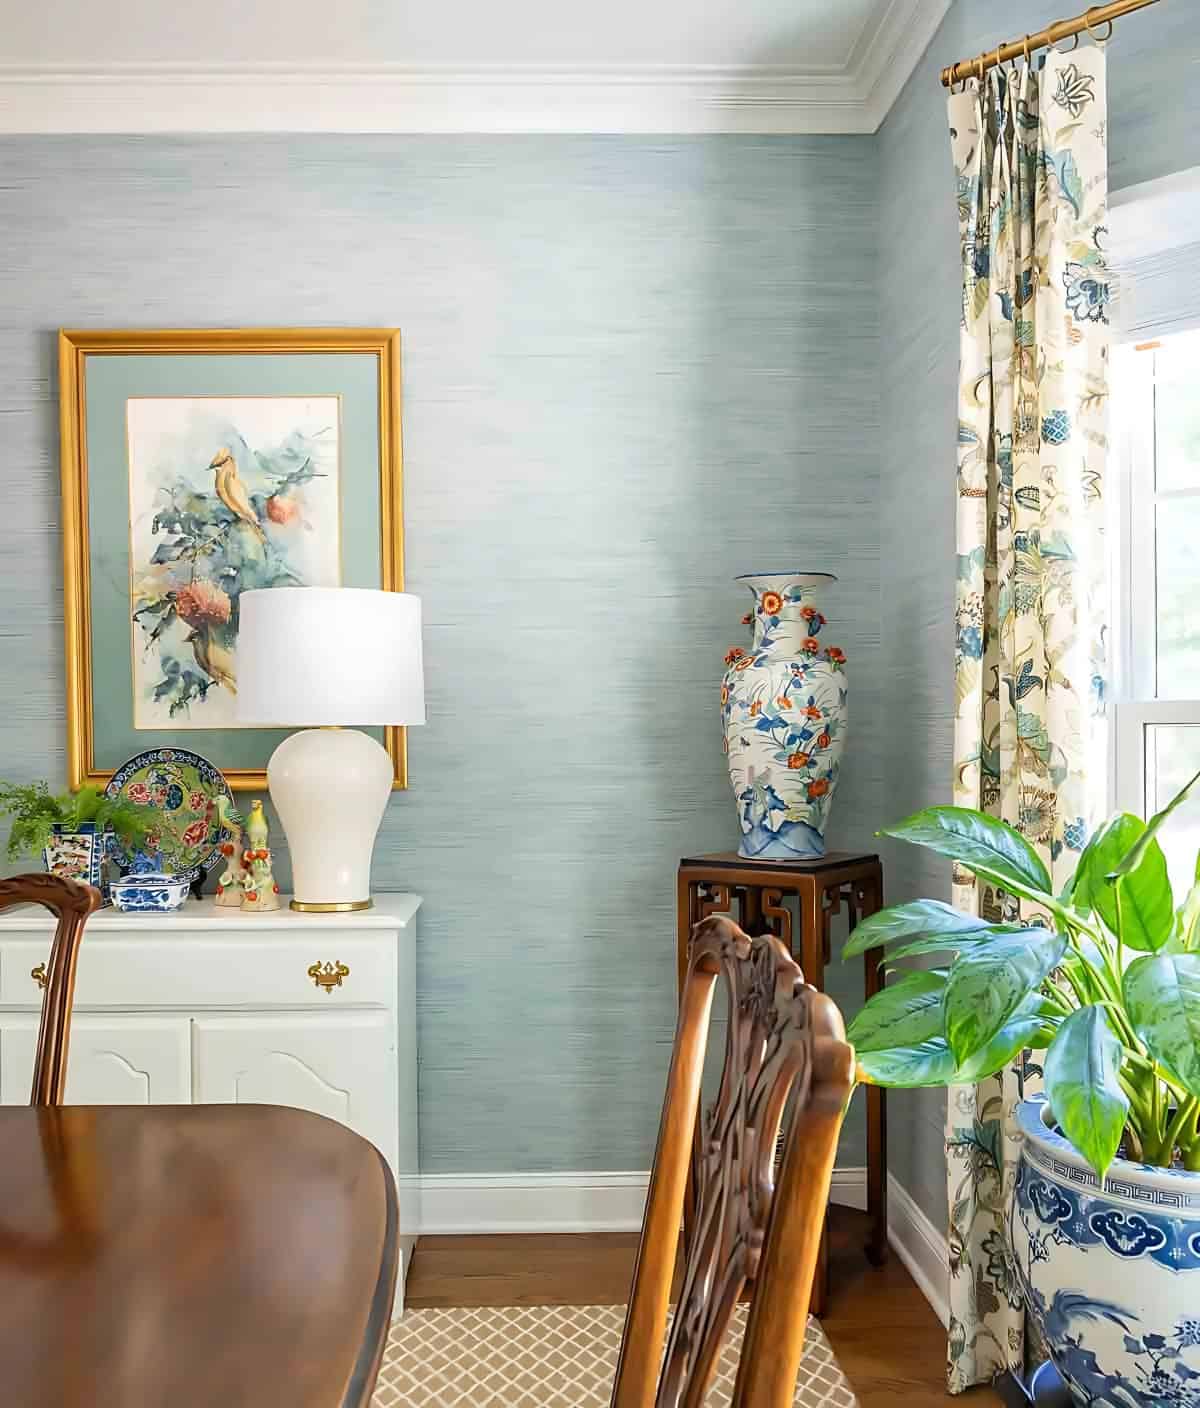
[59,328,406,791]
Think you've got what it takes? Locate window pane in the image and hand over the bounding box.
[1156,332,1200,493]
[1156,497,1200,697]
[1147,723,1200,900]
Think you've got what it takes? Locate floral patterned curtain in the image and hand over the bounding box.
[946,51,1110,1392]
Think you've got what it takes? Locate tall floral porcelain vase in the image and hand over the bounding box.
[1012,1096,1200,1405]
[721,573,846,859]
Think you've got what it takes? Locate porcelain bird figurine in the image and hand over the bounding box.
[241,800,279,911]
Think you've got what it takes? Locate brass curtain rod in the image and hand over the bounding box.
[940,0,1163,88]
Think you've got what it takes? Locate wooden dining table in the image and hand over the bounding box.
[0,1103,398,1408]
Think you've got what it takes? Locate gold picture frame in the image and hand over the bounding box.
[59,327,407,791]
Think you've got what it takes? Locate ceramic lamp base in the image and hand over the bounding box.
[266,728,391,909]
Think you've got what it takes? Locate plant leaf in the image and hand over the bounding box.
[846,970,947,1053]
[855,1038,959,1088]
[1124,954,1200,1097]
[880,806,1052,903]
[1178,882,1200,951]
[1110,766,1200,880]
[883,930,1008,965]
[1043,1005,1128,1180]
[944,929,1067,1065]
[1075,813,1172,951]
[953,992,1060,1082]
[843,899,1001,959]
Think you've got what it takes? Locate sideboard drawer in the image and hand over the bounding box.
[0,934,394,1009]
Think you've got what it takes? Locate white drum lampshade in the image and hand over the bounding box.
[237,588,425,911]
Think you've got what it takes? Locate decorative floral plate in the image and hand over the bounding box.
[104,748,233,883]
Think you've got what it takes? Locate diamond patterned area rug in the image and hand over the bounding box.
[373,1303,859,1407]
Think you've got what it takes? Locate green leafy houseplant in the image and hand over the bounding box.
[0,780,155,862]
[845,768,1200,1180]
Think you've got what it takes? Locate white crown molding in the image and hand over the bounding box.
[417,1165,868,1235]
[855,0,953,131]
[0,7,953,137]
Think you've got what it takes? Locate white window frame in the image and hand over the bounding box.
[1110,332,1200,820]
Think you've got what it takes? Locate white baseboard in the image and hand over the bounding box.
[417,1165,952,1329]
[419,1165,868,1236]
[885,1172,950,1328]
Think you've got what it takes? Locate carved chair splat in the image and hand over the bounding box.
[612,914,853,1408]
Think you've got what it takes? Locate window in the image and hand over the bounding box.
[1112,327,1200,895]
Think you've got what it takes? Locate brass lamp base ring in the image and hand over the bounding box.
[290,899,374,913]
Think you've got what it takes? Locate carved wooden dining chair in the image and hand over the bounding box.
[0,873,102,1104]
[611,912,854,1408]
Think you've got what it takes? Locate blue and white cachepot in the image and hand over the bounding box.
[1012,1095,1200,1406]
[109,872,190,913]
[721,573,847,859]
[43,822,107,892]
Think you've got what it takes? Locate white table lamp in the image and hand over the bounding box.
[236,587,425,912]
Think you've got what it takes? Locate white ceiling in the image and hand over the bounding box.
[0,0,952,133]
[4,0,892,68]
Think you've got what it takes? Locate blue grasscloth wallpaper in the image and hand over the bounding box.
[879,0,1200,1225]
[0,135,881,1173]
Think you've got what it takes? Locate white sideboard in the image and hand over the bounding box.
[0,893,421,1299]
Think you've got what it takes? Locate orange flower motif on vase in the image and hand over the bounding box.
[760,591,784,616]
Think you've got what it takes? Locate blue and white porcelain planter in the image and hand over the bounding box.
[1012,1095,1200,1406]
[721,573,847,859]
[43,822,107,892]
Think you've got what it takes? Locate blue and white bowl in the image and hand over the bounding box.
[109,872,191,913]
[1012,1094,1200,1405]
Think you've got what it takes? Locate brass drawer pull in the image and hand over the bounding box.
[31,963,48,991]
[307,960,350,993]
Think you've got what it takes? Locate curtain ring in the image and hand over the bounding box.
[1085,8,1114,44]
[1053,24,1080,53]
[1022,34,1033,66]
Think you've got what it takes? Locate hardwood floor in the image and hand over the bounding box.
[406,1205,1003,1406]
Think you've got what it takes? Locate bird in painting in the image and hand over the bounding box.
[185,627,237,694]
[208,447,267,544]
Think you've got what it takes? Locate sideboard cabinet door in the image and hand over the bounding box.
[0,1015,191,1105]
[191,1013,398,1170]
